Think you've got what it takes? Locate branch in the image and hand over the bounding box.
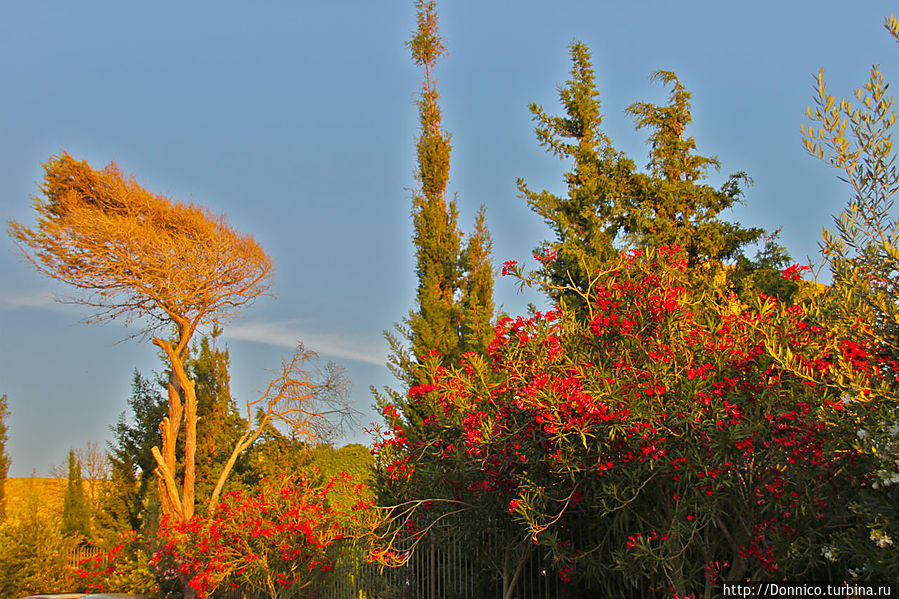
[205,343,355,515]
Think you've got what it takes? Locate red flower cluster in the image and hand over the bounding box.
[154,472,368,598]
[373,245,885,592]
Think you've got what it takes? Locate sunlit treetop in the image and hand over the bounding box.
[8,152,274,343]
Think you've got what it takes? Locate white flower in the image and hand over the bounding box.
[857,429,869,440]
[870,529,893,548]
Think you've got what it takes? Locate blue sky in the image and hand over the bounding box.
[1,1,896,476]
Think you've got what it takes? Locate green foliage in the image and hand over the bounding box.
[62,450,91,540]
[240,422,310,484]
[519,42,629,299]
[802,14,899,576]
[519,42,765,305]
[377,1,496,515]
[804,56,899,360]
[101,335,247,536]
[461,206,496,354]
[625,71,763,263]
[103,370,167,534]
[731,229,805,306]
[387,0,496,388]
[0,395,9,522]
[0,476,75,597]
[188,333,248,503]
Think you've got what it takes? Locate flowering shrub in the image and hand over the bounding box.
[71,529,162,596]
[152,471,369,599]
[72,469,374,599]
[374,246,887,596]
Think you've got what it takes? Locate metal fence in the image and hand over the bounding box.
[309,533,567,599]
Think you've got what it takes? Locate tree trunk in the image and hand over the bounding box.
[502,541,534,599]
[182,380,197,520]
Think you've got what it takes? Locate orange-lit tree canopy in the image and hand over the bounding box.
[8,152,276,522]
[9,152,273,336]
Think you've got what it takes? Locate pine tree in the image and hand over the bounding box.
[62,450,91,540]
[0,395,9,522]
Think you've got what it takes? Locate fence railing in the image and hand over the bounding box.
[68,544,103,568]
[311,530,567,599]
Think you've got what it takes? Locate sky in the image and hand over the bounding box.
[1,1,897,477]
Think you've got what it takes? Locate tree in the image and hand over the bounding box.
[186,332,249,504]
[103,370,168,535]
[62,450,91,540]
[801,13,899,576]
[375,0,496,537]
[0,395,9,522]
[101,336,246,539]
[803,18,899,364]
[50,441,110,510]
[386,0,496,385]
[0,476,74,597]
[518,42,632,299]
[8,153,274,524]
[461,206,496,353]
[519,43,764,305]
[7,154,352,533]
[625,71,763,264]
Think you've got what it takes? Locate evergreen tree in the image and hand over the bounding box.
[62,450,91,540]
[378,0,495,432]
[518,42,635,301]
[0,395,8,522]
[405,0,463,368]
[461,206,495,353]
[103,371,167,534]
[397,0,495,374]
[520,43,765,303]
[625,71,763,264]
[375,0,496,517]
[189,331,248,503]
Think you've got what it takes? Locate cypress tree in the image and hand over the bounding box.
[624,71,763,264]
[461,206,495,353]
[103,371,167,534]
[406,0,463,368]
[62,450,91,540]
[387,0,495,386]
[0,395,8,521]
[376,0,495,499]
[189,331,247,503]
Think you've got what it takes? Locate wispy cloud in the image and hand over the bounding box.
[224,321,387,366]
[0,290,63,311]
